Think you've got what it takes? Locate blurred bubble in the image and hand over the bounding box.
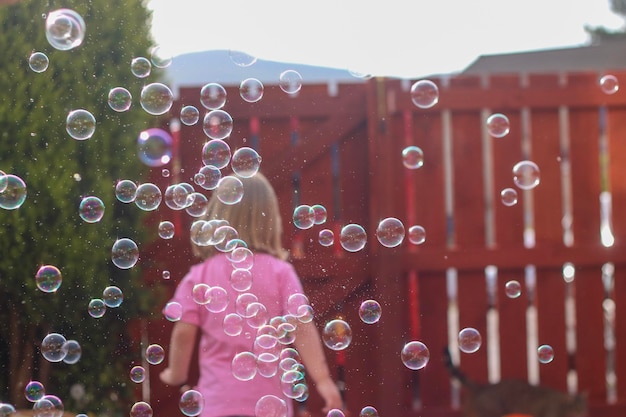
[512,160,540,190]
[206,286,229,313]
[235,293,258,317]
[257,352,279,378]
[327,410,345,417]
[0,174,27,210]
[537,344,555,364]
[129,365,145,383]
[111,238,139,269]
[401,341,430,370]
[163,301,183,322]
[202,110,233,140]
[240,78,264,103]
[107,87,132,112]
[103,285,123,308]
[25,381,45,402]
[402,146,424,169]
[293,205,315,230]
[135,183,162,211]
[131,57,151,78]
[279,70,302,94]
[223,313,243,336]
[162,270,171,279]
[231,351,257,381]
[162,169,170,178]
[231,147,261,178]
[32,398,54,417]
[150,45,173,68]
[45,9,85,51]
[359,300,382,324]
[229,50,257,67]
[42,394,63,417]
[500,188,518,206]
[180,105,200,126]
[200,83,227,110]
[41,333,68,363]
[202,139,231,169]
[216,176,244,205]
[255,395,287,417]
[140,83,173,116]
[407,225,426,245]
[600,74,619,95]
[62,339,81,364]
[35,265,62,293]
[287,293,310,317]
[66,109,96,140]
[376,217,405,248]
[79,196,105,223]
[322,319,352,351]
[29,52,49,73]
[179,390,204,417]
[486,113,510,138]
[318,229,334,247]
[88,298,106,318]
[0,403,16,417]
[410,80,439,109]
[340,224,367,252]
[158,221,175,239]
[458,327,482,353]
[137,128,172,167]
[230,269,253,292]
[115,180,137,203]
[360,406,379,417]
[146,344,165,365]
[130,401,152,417]
[505,280,522,298]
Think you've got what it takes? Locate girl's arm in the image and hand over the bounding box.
[159,321,198,386]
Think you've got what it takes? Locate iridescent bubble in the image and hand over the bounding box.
[402,146,424,169]
[408,225,426,245]
[130,57,151,78]
[29,52,49,73]
[202,139,231,169]
[164,183,190,210]
[180,105,200,126]
[360,406,379,417]
[293,205,315,230]
[537,344,555,364]
[322,319,352,351]
[158,221,175,239]
[318,229,334,247]
[179,390,204,417]
[150,45,173,68]
[79,196,104,223]
[108,87,132,112]
[103,285,123,308]
[62,339,81,364]
[162,169,170,178]
[230,269,253,292]
[359,300,382,324]
[88,298,106,318]
[66,109,95,140]
[216,176,244,205]
[0,171,7,193]
[235,293,258,317]
[140,83,173,116]
[146,344,165,365]
[137,128,172,167]
[0,403,16,417]
[229,247,254,269]
[202,110,233,140]
[111,238,139,269]
[0,174,27,210]
[401,341,430,370]
[41,333,68,363]
[135,183,162,211]
[340,224,367,252]
[486,113,510,138]
[255,395,287,417]
[186,193,209,217]
[240,78,264,103]
[130,365,145,383]
[231,147,261,178]
[279,70,303,94]
[600,74,619,95]
[505,280,522,299]
[163,301,183,322]
[458,327,482,353]
[223,313,243,336]
[162,270,171,279]
[206,286,229,313]
[257,352,279,378]
[376,217,405,248]
[45,9,85,51]
[35,265,62,293]
[229,50,257,67]
[231,351,257,381]
[287,293,310,317]
[327,410,345,417]
[191,283,210,305]
[500,188,518,206]
[25,381,45,402]
[246,302,269,328]
[32,398,54,417]
[410,80,439,109]
[200,83,227,110]
[130,401,152,417]
[512,160,540,190]
[115,180,137,203]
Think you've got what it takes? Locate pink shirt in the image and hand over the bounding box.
[170,252,304,417]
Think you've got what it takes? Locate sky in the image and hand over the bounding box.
[147,0,624,78]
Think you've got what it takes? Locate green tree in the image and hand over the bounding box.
[586,0,626,43]
[0,0,161,414]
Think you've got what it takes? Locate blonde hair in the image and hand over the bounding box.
[192,172,287,260]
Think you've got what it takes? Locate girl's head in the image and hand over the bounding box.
[192,172,287,260]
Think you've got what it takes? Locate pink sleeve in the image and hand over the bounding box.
[170,265,202,326]
[279,262,305,315]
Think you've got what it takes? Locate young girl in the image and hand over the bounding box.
[160,173,342,417]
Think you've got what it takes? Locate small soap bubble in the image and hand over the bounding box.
[66,109,96,140]
[407,225,426,245]
[216,176,244,205]
[600,74,619,95]
[200,83,227,110]
[340,224,367,252]
[246,302,269,328]
[240,78,264,103]
[161,169,170,178]
[158,221,175,239]
[45,9,85,51]
[193,173,206,186]
[102,285,123,308]
[35,265,62,293]
[192,283,211,305]
[512,160,540,190]
[163,301,182,322]
[402,146,424,169]
[376,217,405,248]
[255,395,287,417]
[25,381,45,402]
[180,105,200,126]
[162,270,171,280]
[293,205,315,230]
[140,83,173,116]
[79,196,105,223]
[135,183,162,211]
[0,175,27,210]
[359,300,382,324]
[318,229,334,247]
[360,406,379,417]
[202,110,233,140]
[41,333,68,363]
[108,87,132,112]
[410,80,439,109]
[29,52,49,73]
[115,180,137,203]
[310,204,327,224]
[202,139,231,169]
[223,313,243,336]
[206,286,229,313]
[286,293,310,317]
[44,395,63,416]
[279,70,302,94]
[111,238,139,269]
[458,327,482,353]
[401,341,430,370]
[164,183,191,210]
[129,366,145,383]
[179,390,204,417]
[131,57,151,78]
[235,293,258,317]
[505,280,522,298]
[230,269,253,292]
[229,50,257,67]
[62,339,82,364]
[322,319,352,351]
[327,410,345,417]
[500,188,518,206]
[486,113,510,138]
[537,344,555,364]
[231,147,261,178]
[150,45,173,68]
[146,344,165,365]
[137,128,172,167]
[130,402,152,417]
[88,298,106,318]
[231,351,257,381]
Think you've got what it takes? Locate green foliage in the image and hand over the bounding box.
[0,0,163,414]
[585,0,626,43]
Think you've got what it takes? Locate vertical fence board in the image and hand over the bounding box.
[497,270,529,380]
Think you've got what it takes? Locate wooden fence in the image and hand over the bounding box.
[142,70,626,417]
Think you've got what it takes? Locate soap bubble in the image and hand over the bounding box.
[102,286,123,308]
[407,225,426,245]
[62,340,82,364]
[216,176,244,205]
[359,300,382,324]
[600,74,619,95]
[115,180,137,203]
[25,381,45,402]
[0,175,27,210]
[230,269,253,292]
[35,265,62,293]
[130,57,151,78]
[202,110,233,140]
[202,139,231,169]
[327,410,345,417]
[205,286,229,313]
[512,160,540,190]
[311,204,327,224]
[240,78,264,103]
[537,344,555,364]
[146,344,165,365]
[29,52,49,73]
[88,298,106,318]
[322,319,352,351]
[500,188,518,206]
[376,217,405,248]
[137,128,172,167]
[45,9,85,51]
[223,313,243,336]
[231,351,257,381]
[129,366,145,383]
[158,221,175,239]
[162,270,171,280]
[505,280,522,298]
[163,301,183,322]
[229,50,257,67]
[458,327,482,353]
[41,333,68,363]
[78,196,105,223]
[32,398,54,417]
[135,183,162,211]
[486,113,510,138]
[231,147,261,178]
[140,83,173,116]
[179,390,204,417]
[130,402,152,417]
[401,341,430,370]
[360,406,379,417]
[197,166,222,190]
[293,205,315,230]
[185,193,209,217]
[180,105,200,126]
[150,45,173,68]
[200,83,227,110]
[318,229,334,247]
[255,395,287,417]
[108,87,132,112]
[111,238,139,269]
[0,404,16,417]
[402,146,424,169]
[66,109,96,140]
[279,70,302,94]
[410,80,439,109]
[340,224,367,252]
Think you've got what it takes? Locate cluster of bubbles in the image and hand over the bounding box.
[88,285,124,319]
[30,394,66,417]
[40,333,82,364]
